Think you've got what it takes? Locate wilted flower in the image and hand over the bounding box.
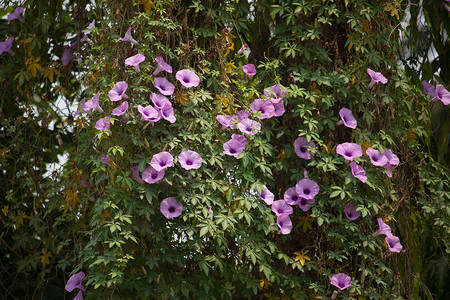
[129,166,144,184]
[434,84,450,105]
[344,203,361,220]
[118,27,138,46]
[154,77,175,96]
[277,213,293,234]
[251,98,275,119]
[160,197,183,219]
[337,108,357,129]
[153,56,173,76]
[216,115,233,130]
[382,149,399,177]
[223,134,247,157]
[208,206,214,220]
[367,68,388,88]
[138,105,161,123]
[0,37,15,56]
[294,137,315,160]
[297,197,315,212]
[295,179,319,200]
[150,93,171,109]
[84,94,104,114]
[349,161,367,183]
[160,103,176,123]
[98,154,110,165]
[94,117,111,132]
[385,235,403,253]
[372,218,392,237]
[271,200,293,216]
[284,187,300,205]
[258,185,274,205]
[65,271,86,293]
[176,69,200,88]
[112,101,129,116]
[125,54,145,73]
[241,64,256,79]
[366,147,388,167]
[237,118,261,136]
[330,273,351,290]
[7,7,25,23]
[336,143,363,161]
[237,43,249,55]
[422,80,436,98]
[178,150,202,170]
[83,20,95,35]
[142,166,165,184]
[108,81,129,102]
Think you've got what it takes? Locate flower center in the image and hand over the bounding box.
[339,282,345,288]
[345,151,351,157]
[304,189,310,195]
[373,156,378,161]
[160,161,166,167]
[169,207,175,213]
[300,199,307,205]
[186,160,193,165]
[292,196,298,201]
[300,147,307,153]
[229,148,236,154]
[184,77,190,83]
[151,173,158,179]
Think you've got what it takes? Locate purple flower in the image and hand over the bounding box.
[284,187,300,205]
[142,166,165,184]
[153,56,173,76]
[84,94,104,114]
[271,200,293,216]
[367,68,388,88]
[154,77,175,96]
[295,179,319,200]
[385,235,403,253]
[241,64,256,79]
[208,206,214,220]
[237,43,249,55]
[129,166,144,184]
[98,154,110,165]
[271,99,285,117]
[112,101,129,116]
[178,150,202,170]
[337,108,357,129]
[7,7,25,23]
[95,117,111,132]
[138,105,161,123]
[83,20,95,35]
[366,147,388,167]
[422,81,436,98]
[176,69,200,88]
[330,273,351,290]
[216,115,233,130]
[297,197,315,212]
[151,152,174,171]
[382,149,399,178]
[108,81,129,102]
[125,54,146,73]
[234,110,251,121]
[264,84,288,99]
[277,213,293,234]
[65,271,86,292]
[61,45,73,66]
[349,161,367,183]
[444,1,450,12]
[344,203,361,220]
[160,197,183,219]
[74,99,86,117]
[336,143,363,161]
[434,84,450,105]
[294,137,316,160]
[372,218,392,237]
[74,290,83,300]
[0,37,15,56]
[150,93,171,109]
[223,134,247,157]
[237,118,261,136]
[160,103,176,123]
[251,98,275,119]
[258,185,274,205]
[118,27,138,46]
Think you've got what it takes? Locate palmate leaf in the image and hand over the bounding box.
[294,250,310,266]
[26,56,43,77]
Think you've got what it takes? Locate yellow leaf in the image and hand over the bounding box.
[276,149,287,161]
[362,141,371,155]
[139,0,156,14]
[14,210,27,228]
[40,248,52,267]
[26,56,43,77]
[174,90,189,104]
[225,62,237,73]
[405,129,416,142]
[2,205,8,216]
[64,189,80,211]
[294,250,311,266]
[260,278,272,289]
[213,94,230,109]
